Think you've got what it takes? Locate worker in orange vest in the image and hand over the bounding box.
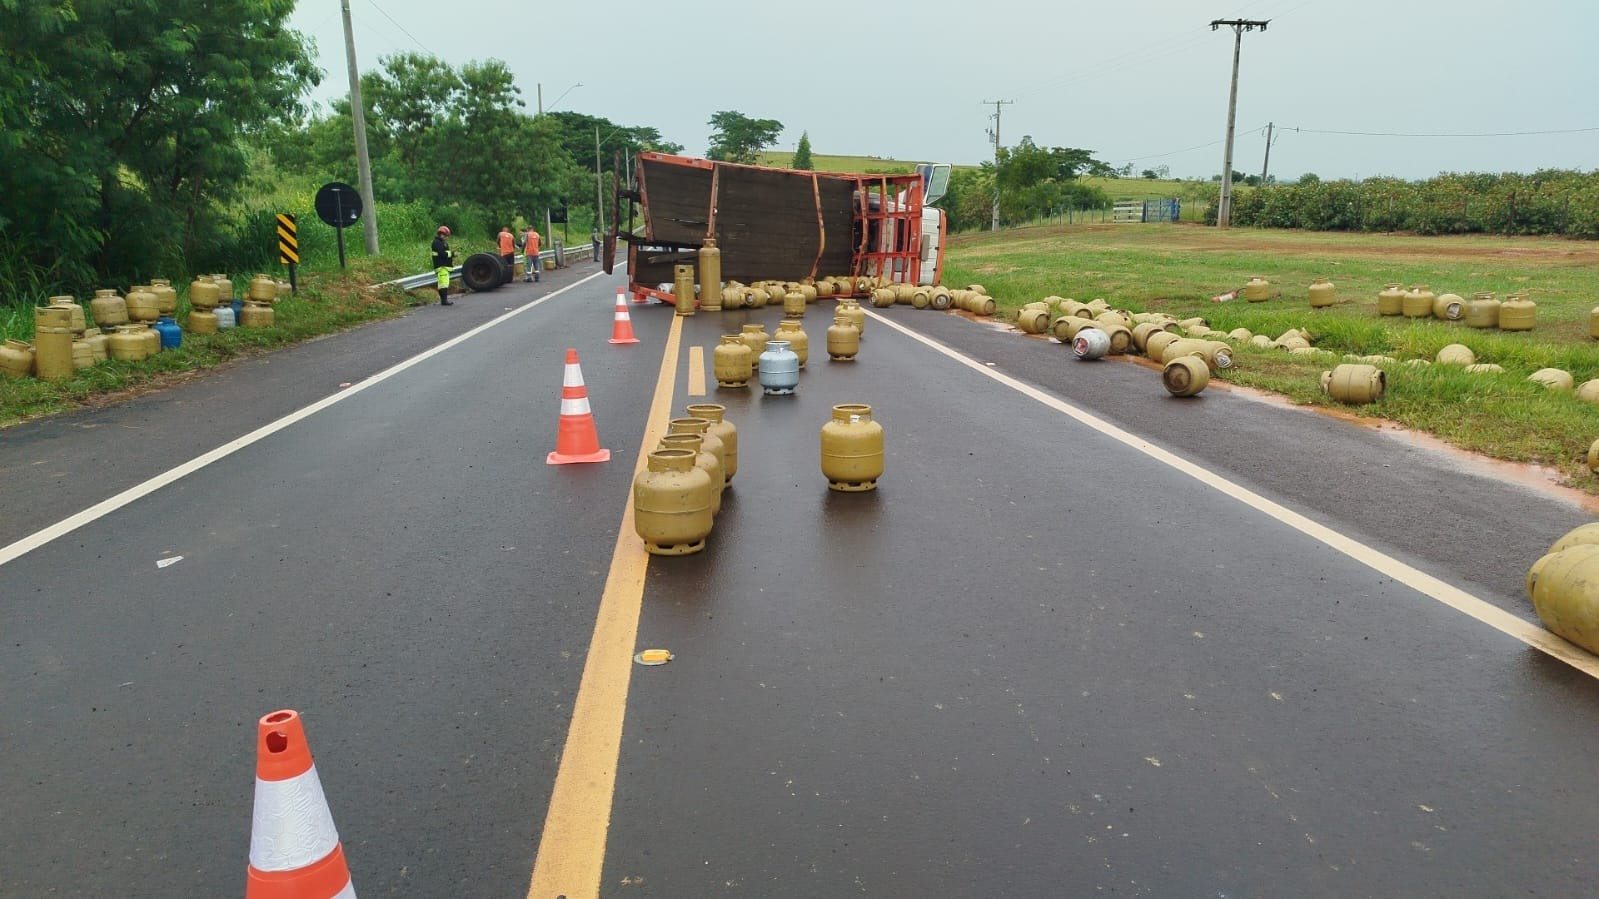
[522,226,541,283]
[497,226,516,279]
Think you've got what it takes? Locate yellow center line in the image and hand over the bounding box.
[863,307,1599,680]
[528,313,684,898]
[686,345,706,396]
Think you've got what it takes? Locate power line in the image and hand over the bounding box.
[362,0,432,55]
[1289,125,1599,138]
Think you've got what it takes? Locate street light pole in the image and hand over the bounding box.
[1210,18,1269,228]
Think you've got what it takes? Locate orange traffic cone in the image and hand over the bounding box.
[246,710,355,899]
[547,348,611,465]
[608,288,640,345]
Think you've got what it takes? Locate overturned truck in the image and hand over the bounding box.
[604,152,950,304]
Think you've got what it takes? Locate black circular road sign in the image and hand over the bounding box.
[314,182,363,228]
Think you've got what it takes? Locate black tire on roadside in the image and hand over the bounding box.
[462,253,506,292]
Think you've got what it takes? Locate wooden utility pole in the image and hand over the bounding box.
[341,0,379,254]
[1210,18,1269,227]
[982,99,1013,232]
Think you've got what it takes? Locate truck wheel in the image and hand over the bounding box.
[462,253,505,291]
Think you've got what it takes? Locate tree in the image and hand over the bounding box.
[0,0,320,290]
[706,111,783,164]
[791,132,814,170]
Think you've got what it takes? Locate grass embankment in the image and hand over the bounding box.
[0,259,420,427]
[943,223,1599,486]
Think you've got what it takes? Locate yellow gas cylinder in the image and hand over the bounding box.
[1376,283,1406,316]
[783,290,807,317]
[1432,292,1465,321]
[827,315,860,360]
[1250,334,1274,349]
[1145,330,1182,362]
[673,264,696,315]
[1308,277,1338,307]
[32,317,74,380]
[240,303,275,328]
[138,323,160,355]
[1320,364,1386,404]
[1015,308,1049,334]
[149,279,178,315]
[1465,292,1500,328]
[0,339,35,378]
[1244,276,1271,302]
[967,283,988,294]
[188,309,219,335]
[70,337,94,371]
[929,285,953,310]
[1402,285,1435,318]
[739,324,770,357]
[816,279,836,299]
[721,286,747,309]
[1498,291,1536,331]
[213,274,235,303]
[774,319,809,368]
[746,284,768,308]
[125,285,160,322]
[188,276,221,311]
[633,448,714,555]
[1277,336,1311,352]
[47,296,88,334]
[247,274,278,305]
[686,403,738,482]
[90,289,129,328]
[798,284,818,303]
[1527,546,1599,655]
[1435,343,1476,366]
[1098,323,1134,355]
[1161,337,1231,370]
[870,287,896,308]
[698,238,722,310]
[1590,307,1599,339]
[81,329,108,362]
[1052,315,1097,342]
[1163,356,1209,396]
[1590,440,1599,474]
[713,335,753,387]
[839,299,866,336]
[893,284,917,305]
[659,433,723,515]
[1227,328,1253,342]
[1096,310,1131,329]
[820,403,884,492]
[1130,322,1164,353]
[1528,368,1573,391]
[107,325,148,361]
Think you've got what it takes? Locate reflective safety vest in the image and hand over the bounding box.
[524,230,541,254]
[498,231,515,254]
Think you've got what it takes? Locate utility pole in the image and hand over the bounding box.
[538,84,552,256]
[982,99,1013,231]
[341,0,379,253]
[1260,121,1277,186]
[595,126,604,238]
[1210,18,1268,227]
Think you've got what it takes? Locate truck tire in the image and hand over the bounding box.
[462,253,505,292]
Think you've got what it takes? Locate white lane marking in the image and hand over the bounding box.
[866,308,1599,679]
[0,269,620,569]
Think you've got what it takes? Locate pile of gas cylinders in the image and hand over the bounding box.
[0,274,285,381]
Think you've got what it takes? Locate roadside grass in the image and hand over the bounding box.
[0,258,418,428]
[943,222,1599,486]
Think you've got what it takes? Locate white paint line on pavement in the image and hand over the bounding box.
[0,269,619,569]
[866,308,1599,680]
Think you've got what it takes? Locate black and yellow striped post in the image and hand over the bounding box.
[277,212,299,293]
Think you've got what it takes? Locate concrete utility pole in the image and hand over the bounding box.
[1210,18,1269,228]
[982,99,1013,232]
[1260,121,1276,186]
[341,0,380,254]
[595,126,604,237]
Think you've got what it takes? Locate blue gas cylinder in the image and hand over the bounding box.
[153,316,182,350]
[758,340,800,395]
[230,298,245,323]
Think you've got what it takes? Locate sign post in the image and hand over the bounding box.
[314,181,364,270]
[276,213,299,293]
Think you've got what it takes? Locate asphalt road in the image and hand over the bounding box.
[4,271,1598,897]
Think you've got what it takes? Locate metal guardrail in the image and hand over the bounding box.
[386,243,597,292]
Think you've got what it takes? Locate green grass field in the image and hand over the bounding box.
[943,223,1599,487]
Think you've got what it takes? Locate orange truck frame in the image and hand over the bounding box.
[604,152,950,305]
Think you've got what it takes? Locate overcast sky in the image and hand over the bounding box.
[290,0,1596,181]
